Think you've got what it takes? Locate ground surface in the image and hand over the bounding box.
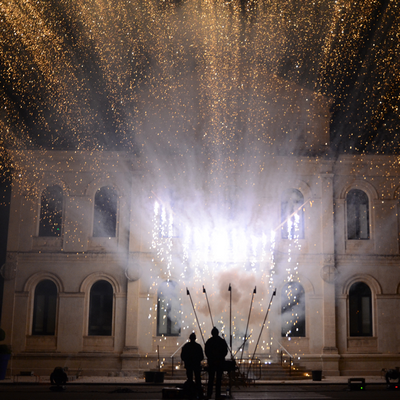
[0,376,399,400]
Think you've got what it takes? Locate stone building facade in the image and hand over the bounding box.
[1,147,400,378]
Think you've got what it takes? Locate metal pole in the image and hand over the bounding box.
[203,285,214,327]
[186,288,206,345]
[239,286,256,365]
[228,284,232,353]
[246,288,276,379]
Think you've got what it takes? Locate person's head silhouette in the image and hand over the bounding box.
[211,327,219,337]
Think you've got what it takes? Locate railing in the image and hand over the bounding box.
[236,358,262,382]
[168,341,187,377]
[275,341,294,376]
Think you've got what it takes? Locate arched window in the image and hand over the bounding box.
[93,187,118,237]
[346,189,369,240]
[349,282,372,337]
[157,189,181,238]
[157,281,181,336]
[281,281,305,337]
[88,280,113,336]
[32,280,57,335]
[281,189,304,239]
[39,185,63,237]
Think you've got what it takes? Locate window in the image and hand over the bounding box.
[88,280,113,336]
[347,189,369,240]
[281,189,304,239]
[157,189,181,238]
[158,203,180,238]
[39,185,63,237]
[281,281,305,337]
[349,282,372,337]
[157,281,181,336]
[32,280,57,335]
[93,187,118,237]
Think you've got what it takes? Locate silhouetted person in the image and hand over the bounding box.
[385,368,400,384]
[205,327,228,399]
[181,332,204,398]
[50,366,68,389]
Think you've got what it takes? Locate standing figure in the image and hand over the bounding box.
[50,366,68,390]
[385,368,400,384]
[205,327,228,399]
[181,332,205,398]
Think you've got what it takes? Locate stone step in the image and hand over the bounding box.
[161,362,310,381]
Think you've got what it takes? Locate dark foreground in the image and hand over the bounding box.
[0,383,399,400]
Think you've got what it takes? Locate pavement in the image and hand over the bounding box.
[1,374,399,400]
[0,373,389,385]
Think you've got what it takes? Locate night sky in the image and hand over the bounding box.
[0,0,399,156]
